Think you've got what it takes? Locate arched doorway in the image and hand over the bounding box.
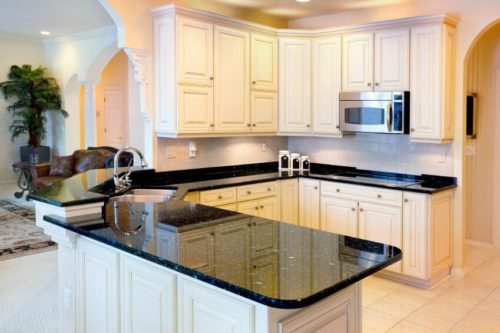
[464,20,500,252]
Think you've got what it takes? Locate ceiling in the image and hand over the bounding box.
[205,0,417,20]
[0,0,113,39]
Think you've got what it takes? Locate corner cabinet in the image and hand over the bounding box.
[153,6,278,137]
[410,24,456,143]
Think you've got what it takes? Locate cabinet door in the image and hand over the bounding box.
[320,196,358,237]
[214,220,250,287]
[374,29,409,91]
[258,196,281,220]
[76,238,119,333]
[250,254,279,298]
[178,278,254,333]
[279,38,312,133]
[358,202,402,273]
[250,91,278,132]
[342,32,374,92]
[402,192,428,279]
[121,255,176,333]
[251,33,278,91]
[178,85,214,133]
[299,178,320,230]
[312,36,342,135]
[237,199,260,217]
[179,228,215,274]
[214,26,250,133]
[251,217,278,258]
[177,17,213,86]
[410,25,441,140]
[281,179,299,225]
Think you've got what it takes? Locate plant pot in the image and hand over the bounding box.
[20,146,50,163]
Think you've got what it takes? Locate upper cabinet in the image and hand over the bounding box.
[342,29,409,92]
[153,7,278,137]
[410,24,456,143]
[279,38,312,133]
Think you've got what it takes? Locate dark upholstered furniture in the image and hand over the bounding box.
[29,147,133,190]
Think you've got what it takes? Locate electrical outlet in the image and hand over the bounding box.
[261,143,267,152]
[189,141,197,158]
[438,146,447,163]
[165,146,176,159]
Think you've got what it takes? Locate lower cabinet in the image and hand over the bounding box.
[299,178,320,229]
[281,179,299,225]
[320,196,358,237]
[76,238,120,333]
[250,254,279,298]
[179,228,215,275]
[121,255,176,333]
[237,196,280,220]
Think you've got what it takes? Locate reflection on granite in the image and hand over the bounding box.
[44,199,401,309]
[29,162,457,207]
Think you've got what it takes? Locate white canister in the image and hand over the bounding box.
[300,156,310,171]
[291,153,301,171]
[278,150,291,170]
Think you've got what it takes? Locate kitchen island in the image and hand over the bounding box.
[29,162,454,333]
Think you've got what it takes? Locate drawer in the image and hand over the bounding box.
[237,181,277,202]
[321,181,402,207]
[199,187,237,206]
[216,203,238,212]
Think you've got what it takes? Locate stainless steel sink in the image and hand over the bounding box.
[109,188,178,203]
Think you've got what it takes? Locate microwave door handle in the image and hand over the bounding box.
[386,103,393,132]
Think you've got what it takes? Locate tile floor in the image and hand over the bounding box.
[1,182,500,332]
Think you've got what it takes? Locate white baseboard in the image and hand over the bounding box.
[466,239,493,249]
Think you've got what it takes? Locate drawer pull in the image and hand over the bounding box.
[404,198,409,203]
[267,188,271,191]
[253,265,257,269]
[377,194,382,199]
[247,190,252,195]
[351,208,356,212]
[210,232,215,236]
[314,186,318,190]
[336,189,340,193]
[218,195,223,200]
[255,207,259,210]
[247,223,251,227]
[260,205,264,209]
[359,208,364,212]
[253,222,257,226]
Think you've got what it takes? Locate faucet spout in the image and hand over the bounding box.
[113,146,148,193]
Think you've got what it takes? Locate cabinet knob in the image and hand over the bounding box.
[367,82,372,87]
[306,124,311,128]
[253,222,257,226]
[377,194,382,199]
[247,223,252,227]
[267,188,271,191]
[247,123,251,127]
[314,186,318,190]
[252,124,256,127]
[336,125,340,129]
[252,81,256,84]
[410,128,415,132]
[336,189,340,193]
[253,265,257,269]
[255,207,259,210]
[247,190,252,195]
[359,208,364,212]
[351,207,356,212]
[210,124,214,127]
[260,205,264,209]
[375,82,380,86]
[218,195,223,200]
[404,198,409,203]
[210,77,214,81]
[210,232,215,236]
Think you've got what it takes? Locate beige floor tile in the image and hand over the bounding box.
[362,308,401,333]
[404,307,463,332]
[363,286,390,308]
[386,320,435,333]
[367,291,427,319]
[449,309,500,333]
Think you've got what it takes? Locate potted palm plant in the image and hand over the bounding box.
[0,65,67,163]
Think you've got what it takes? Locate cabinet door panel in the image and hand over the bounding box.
[258,196,281,221]
[177,17,213,85]
[237,199,261,217]
[374,29,409,91]
[121,255,176,333]
[179,229,214,274]
[214,26,250,133]
[299,178,320,229]
[76,238,119,333]
[281,179,299,225]
[403,192,428,279]
[178,85,214,133]
[358,202,402,273]
[251,33,278,91]
[251,91,278,132]
[251,217,278,258]
[279,38,312,133]
[320,196,358,237]
[312,36,342,135]
[250,254,279,298]
[342,33,373,92]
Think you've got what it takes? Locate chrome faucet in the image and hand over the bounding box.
[113,146,148,193]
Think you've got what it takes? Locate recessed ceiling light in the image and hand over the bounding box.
[296,0,311,2]
[40,31,51,36]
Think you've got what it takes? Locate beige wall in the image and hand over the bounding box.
[95,50,129,147]
[465,24,500,244]
[156,136,287,171]
[0,37,46,183]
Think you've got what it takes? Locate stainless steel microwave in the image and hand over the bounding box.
[339,91,410,134]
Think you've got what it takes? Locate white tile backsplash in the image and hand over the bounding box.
[288,134,454,176]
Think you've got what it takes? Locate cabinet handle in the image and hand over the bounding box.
[247,190,252,195]
[247,124,251,127]
[351,208,356,212]
[260,205,264,209]
[336,125,340,129]
[359,208,364,212]
[252,81,256,84]
[253,222,257,226]
[247,223,252,227]
[404,198,409,203]
[375,82,380,86]
[367,82,372,87]
[267,188,271,191]
[410,128,415,132]
[210,232,215,236]
[252,124,256,127]
[218,195,223,200]
[253,265,257,269]
[255,207,259,210]
[210,124,214,127]
[210,77,214,81]
[377,194,382,199]
[306,124,311,128]
[314,186,318,190]
[336,189,340,193]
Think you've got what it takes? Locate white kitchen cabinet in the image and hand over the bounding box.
[312,36,342,135]
[251,217,278,258]
[342,32,373,92]
[121,255,176,333]
[251,33,278,91]
[214,220,250,287]
[358,202,403,273]
[178,85,214,133]
[281,179,299,225]
[410,24,456,142]
[279,38,312,133]
[250,91,278,132]
[299,178,320,230]
[237,196,280,221]
[178,277,254,333]
[402,192,428,279]
[320,196,358,237]
[374,29,410,91]
[176,17,214,86]
[179,228,215,275]
[214,25,251,133]
[76,238,119,333]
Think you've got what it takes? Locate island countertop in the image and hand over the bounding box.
[43,198,401,309]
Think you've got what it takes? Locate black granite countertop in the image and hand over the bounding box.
[44,199,402,309]
[28,162,456,207]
